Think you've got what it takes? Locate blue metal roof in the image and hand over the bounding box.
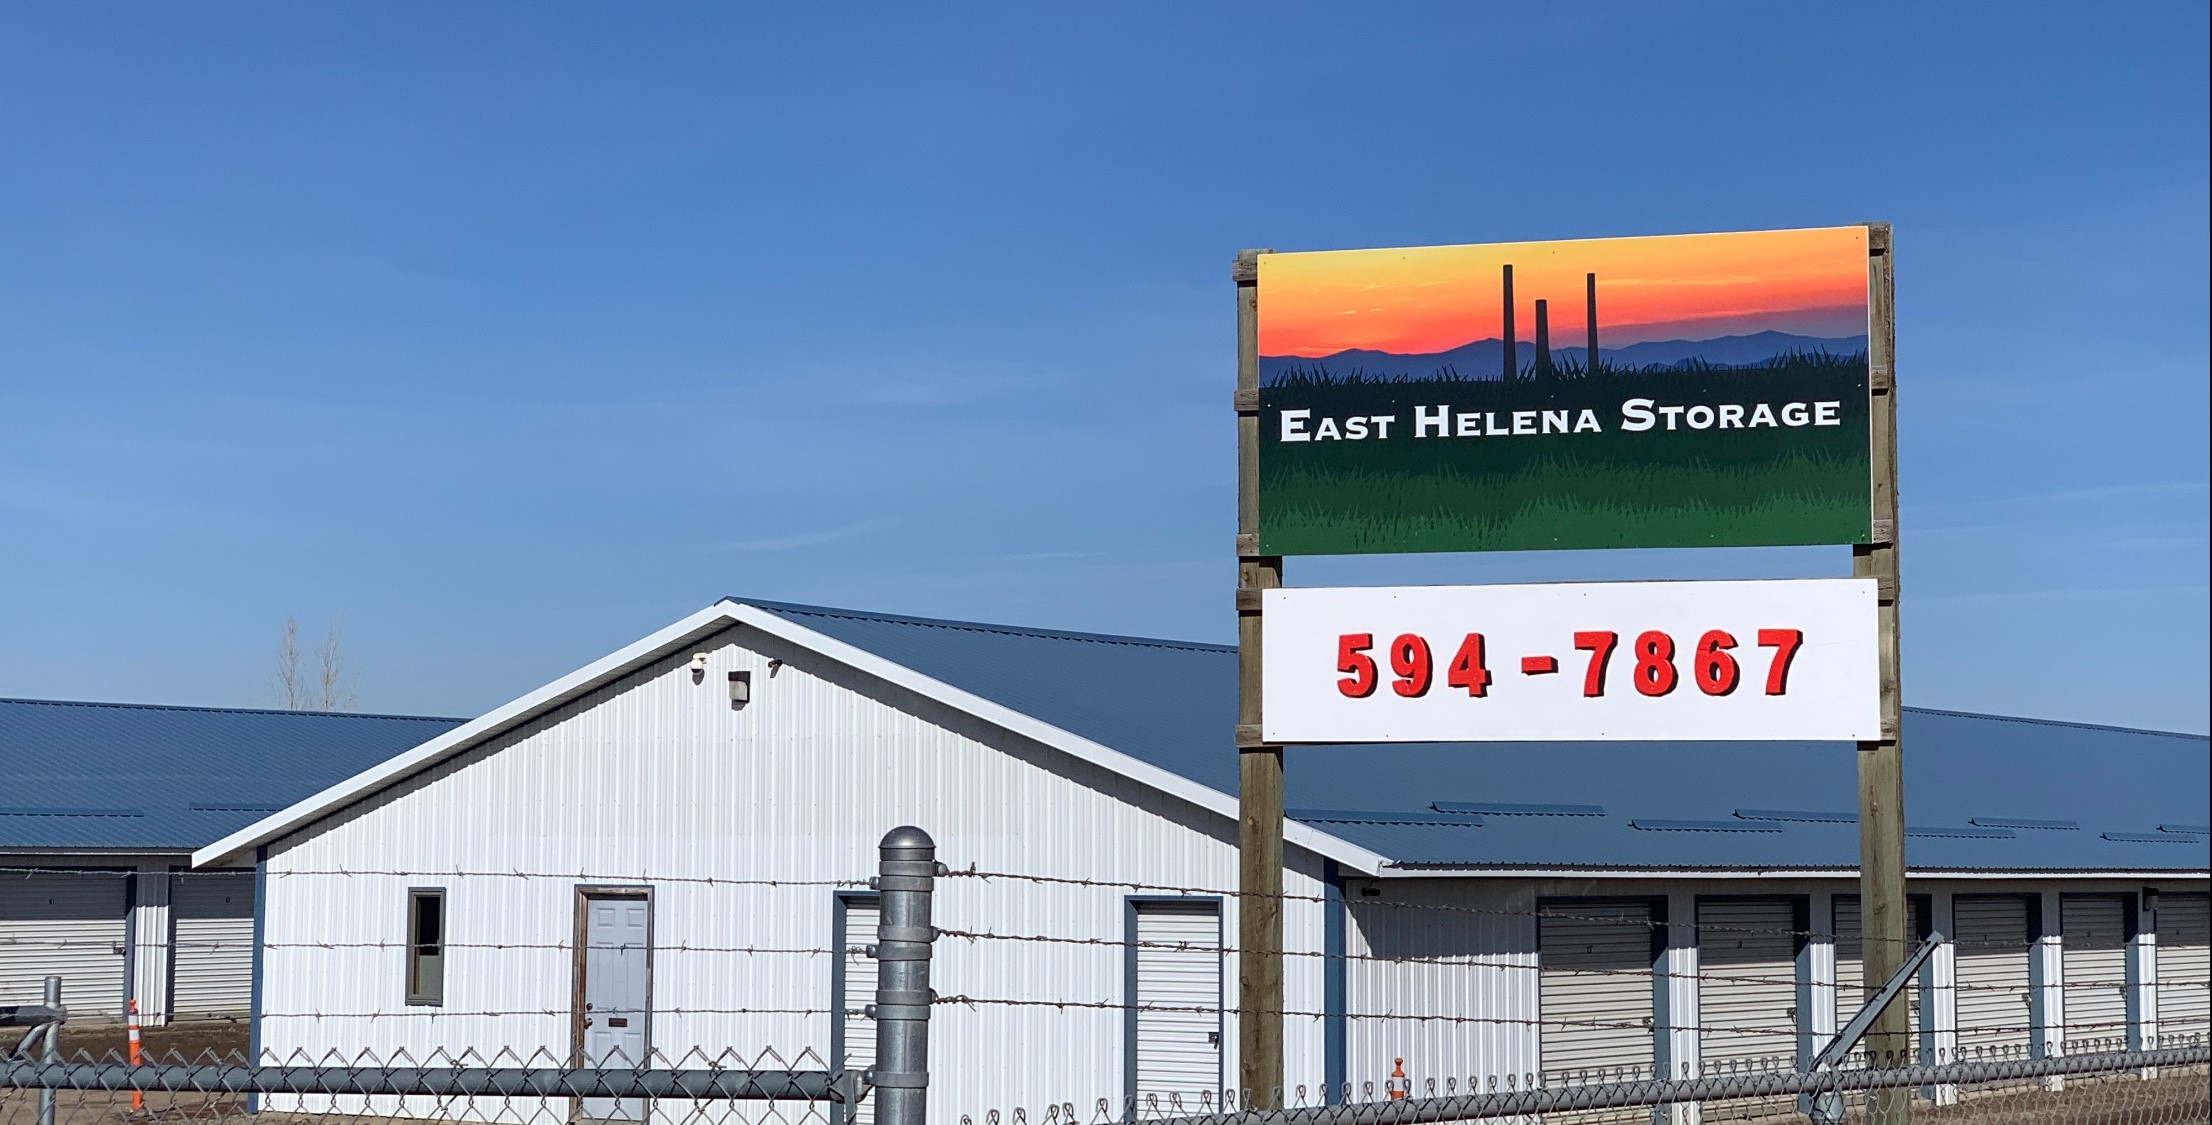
[1,698,463,852]
[748,599,2211,873]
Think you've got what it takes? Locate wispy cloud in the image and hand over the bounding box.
[709,519,895,553]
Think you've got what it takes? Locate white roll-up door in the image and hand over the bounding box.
[2061,895,2129,1049]
[839,899,881,1125]
[1953,896,2033,1053]
[1697,898,1799,1066]
[0,871,128,1017]
[2157,894,2209,1043]
[1834,897,1923,1060]
[1540,901,1656,1079]
[170,872,254,1017]
[1132,901,1223,1112]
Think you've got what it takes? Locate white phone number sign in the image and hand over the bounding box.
[1262,579,1879,743]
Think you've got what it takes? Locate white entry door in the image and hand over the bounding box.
[1131,900,1223,1114]
[579,894,651,1121]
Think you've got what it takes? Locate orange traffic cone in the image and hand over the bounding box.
[127,998,144,1112]
[1386,1057,1410,1100]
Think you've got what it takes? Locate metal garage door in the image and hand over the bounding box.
[0,871,127,1017]
[171,872,254,1017]
[1953,896,2033,1053]
[2157,894,2209,1043]
[1697,898,1799,1066]
[1834,897,1923,1061]
[838,898,880,1125]
[1540,901,1656,1079]
[2062,895,2129,1049]
[1131,901,1222,1112]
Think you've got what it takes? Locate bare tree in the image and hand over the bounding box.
[275,613,358,711]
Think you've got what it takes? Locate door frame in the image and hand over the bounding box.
[570,886,655,1077]
[1122,895,1226,1112]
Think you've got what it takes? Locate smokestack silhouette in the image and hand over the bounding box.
[1534,299,1552,377]
[1586,273,1599,374]
[1501,264,1516,381]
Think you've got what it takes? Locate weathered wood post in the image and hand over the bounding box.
[1233,248,1285,1106]
[1857,222,1910,1124]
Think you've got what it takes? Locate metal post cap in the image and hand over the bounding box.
[877,825,936,855]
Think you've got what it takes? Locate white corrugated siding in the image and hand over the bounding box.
[171,871,254,1017]
[0,871,126,1017]
[839,900,880,1125]
[1697,898,1797,1067]
[2157,893,2209,1042]
[254,625,1330,1122]
[1344,879,1538,1096]
[1833,896,1923,1061]
[1952,896,2032,1053]
[2061,895,2129,1048]
[1132,901,1222,1110]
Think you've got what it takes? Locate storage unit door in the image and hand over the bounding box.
[1539,901,1657,1079]
[1952,896,2034,1053]
[1833,897,1923,1059]
[1697,898,1799,1067]
[839,900,881,1125]
[1131,901,1223,1112]
[2156,894,2209,1043]
[0,871,127,1017]
[170,872,254,1017]
[2061,895,2129,1048]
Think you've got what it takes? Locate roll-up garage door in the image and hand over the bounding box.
[2062,895,2129,1049]
[1131,900,1223,1112]
[1697,898,1799,1066]
[1834,897,1923,1061]
[1953,896,2034,1053]
[170,872,254,1017]
[0,871,127,1017]
[1540,901,1657,1079]
[838,898,880,1125]
[2157,894,2209,1043]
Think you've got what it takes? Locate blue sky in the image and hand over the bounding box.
[1,3,2206,733]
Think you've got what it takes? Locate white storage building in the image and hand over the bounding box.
[192,599,2210,1118]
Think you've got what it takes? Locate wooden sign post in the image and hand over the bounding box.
[1232,247,1285,1103]
[1857,223,1911,1123]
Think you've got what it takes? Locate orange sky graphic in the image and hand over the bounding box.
[1258,226,1870,358]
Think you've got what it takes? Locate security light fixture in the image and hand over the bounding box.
[728,670,751,706]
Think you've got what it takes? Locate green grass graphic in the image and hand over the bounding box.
[1257,353,1872,554]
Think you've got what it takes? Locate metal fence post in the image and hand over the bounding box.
[870,827,937,1125]
[38,976,59,1125]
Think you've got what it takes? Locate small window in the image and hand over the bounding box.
[407,889,445,1005]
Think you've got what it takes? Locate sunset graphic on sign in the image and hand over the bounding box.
[1253,226,1877,556]
[1260,226,1869,364]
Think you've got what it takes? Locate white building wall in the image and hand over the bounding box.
[1340,877,1539,1096]
[255,625,1329,1122]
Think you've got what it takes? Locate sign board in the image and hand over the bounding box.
[1261,579,1879,743]
[1256,226,1875,555]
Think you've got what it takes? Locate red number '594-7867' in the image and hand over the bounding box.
[1338,628,1804,699]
